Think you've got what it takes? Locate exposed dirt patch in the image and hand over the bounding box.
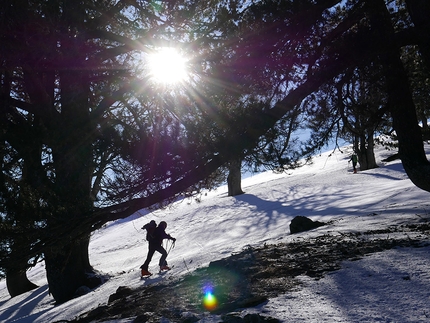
[66,221,430,323]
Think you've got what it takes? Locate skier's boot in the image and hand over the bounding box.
[141,268,152,277]
[160,265,171,271]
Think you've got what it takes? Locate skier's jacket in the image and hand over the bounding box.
[153,225,173,246]
[142,220,157,242]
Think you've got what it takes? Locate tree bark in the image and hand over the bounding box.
[6,254,38,297]
[44,235,98,303]
[43,59,95,302]
[227,158,244,196]
[405,0,430,70]
[364,129,378,169]
[6,271,38,298]
[356,129,378,171]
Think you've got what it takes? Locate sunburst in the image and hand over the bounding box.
[147,47,188,84]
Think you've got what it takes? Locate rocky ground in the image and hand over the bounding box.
[64,221,430,323]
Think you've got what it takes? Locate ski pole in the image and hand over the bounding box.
[167,240,175,256]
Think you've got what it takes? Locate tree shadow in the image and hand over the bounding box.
[321,246,430,322]
[360,163,408,181]
[0,285,50,322]
[230,187,361,239]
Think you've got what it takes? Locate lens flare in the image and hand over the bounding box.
[203,290,218,311]
[200,270,239,312]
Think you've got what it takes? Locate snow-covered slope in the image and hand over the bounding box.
[1,144,430,322]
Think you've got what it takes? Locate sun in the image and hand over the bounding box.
[147,47,188,84]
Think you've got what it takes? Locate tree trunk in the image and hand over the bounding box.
[365,130,378,169]
[407,0,430,141]
[357,134,366,170]
[370,0,430,192]
[44,235,98,304]
[6,256,38,297]
[227,158,244,196]
[351,125,378,172]
[5,227,39,297]
[405,0,430,70]
[358,128,378,171]
[6,271,38,298]
[44,23,96,302]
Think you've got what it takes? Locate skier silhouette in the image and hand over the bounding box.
[140,221,176,276]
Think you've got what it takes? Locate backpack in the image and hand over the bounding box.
[142,220,157,241]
